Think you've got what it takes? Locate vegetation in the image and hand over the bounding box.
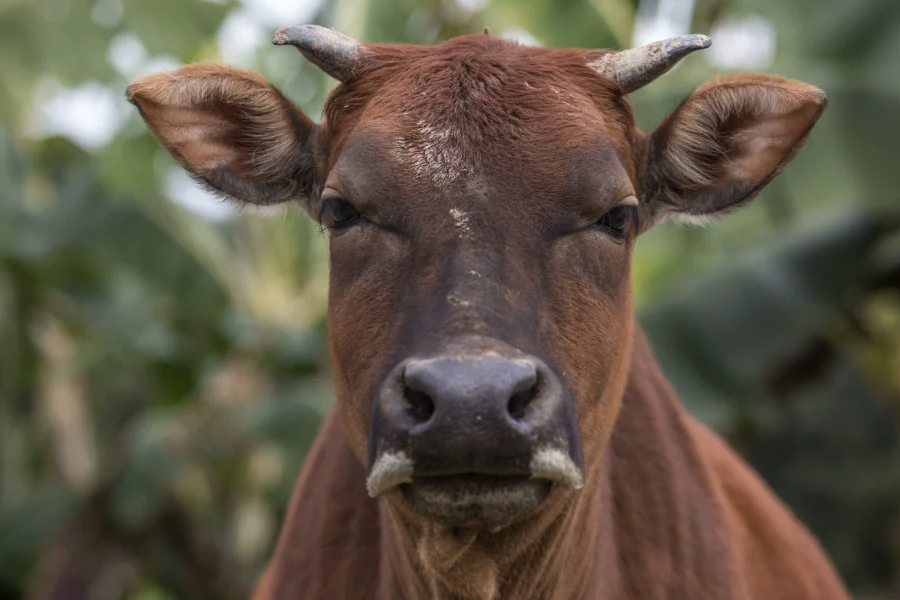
[1,0,899,598]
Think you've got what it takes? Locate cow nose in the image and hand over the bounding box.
[368,353,567,481]
[402,355,539,432]
[367,350,584,498]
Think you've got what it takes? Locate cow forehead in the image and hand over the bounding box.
[339,106,628,204]
[368,83,608,185]
[326,40,637,190]
[332,118,635,219]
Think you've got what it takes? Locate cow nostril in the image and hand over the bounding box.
[507,380,538,421]
[404,386,436,425]
[401,356,542,428]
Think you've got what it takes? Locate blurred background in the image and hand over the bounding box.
[1,0,899,598]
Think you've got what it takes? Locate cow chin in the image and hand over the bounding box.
[401,474,552,528]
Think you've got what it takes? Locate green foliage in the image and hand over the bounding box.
[1,0,899,598]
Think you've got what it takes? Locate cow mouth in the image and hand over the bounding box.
[365,448,584,527]
[401,473,552,528]
[366,447,584,499]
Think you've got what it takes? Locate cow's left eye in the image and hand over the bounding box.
[594,204,638,240]
[319,195,364,230]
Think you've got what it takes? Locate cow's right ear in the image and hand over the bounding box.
[637,74,826,230]
[127,65,324,216]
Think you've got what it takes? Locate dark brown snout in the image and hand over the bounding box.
[367,349,584,527]
[401,355,550,474]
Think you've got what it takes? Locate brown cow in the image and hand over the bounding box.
[127,26,851,600]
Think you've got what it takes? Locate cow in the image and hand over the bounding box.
[127,25,851,600]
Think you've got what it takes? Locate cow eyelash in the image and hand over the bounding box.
[319,195,365,231]
[594,204,638,241]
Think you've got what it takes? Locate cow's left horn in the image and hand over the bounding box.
[588,34,711,93]
[272,25,368,81]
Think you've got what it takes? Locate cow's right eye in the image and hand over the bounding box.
[319,195,364,230]
[594,204,638,241]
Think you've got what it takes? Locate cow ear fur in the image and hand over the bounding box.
[639,74,827,229]
[127,64,324,216]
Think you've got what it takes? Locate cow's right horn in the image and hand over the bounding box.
[272,25,369,81]
[587,34,711,93]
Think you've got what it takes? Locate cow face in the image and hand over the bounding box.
[128,32,825,530]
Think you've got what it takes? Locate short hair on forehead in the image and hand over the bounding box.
[323,34,637,161]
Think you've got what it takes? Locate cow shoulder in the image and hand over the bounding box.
[254,413,383,599]
[687,418,851,600]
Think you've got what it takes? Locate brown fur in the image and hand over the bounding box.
[255,332,848,600]
[127,33,843,600]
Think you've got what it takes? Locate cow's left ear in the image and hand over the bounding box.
[127,64,325,216]
[639,74,826,229]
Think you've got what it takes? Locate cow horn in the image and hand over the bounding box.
[272,25,368,81]
[588,34,711,93]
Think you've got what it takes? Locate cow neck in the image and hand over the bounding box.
[599,328,747,599]
[376,327,743,600]
[377,475,606,600]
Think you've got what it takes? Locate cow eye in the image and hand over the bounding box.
[594,204,638,240]
[319,195,364,230]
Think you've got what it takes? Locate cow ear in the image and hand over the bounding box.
[127,65,324,216]
[639,74,826,229]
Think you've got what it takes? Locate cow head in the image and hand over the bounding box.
[128,27,825,531]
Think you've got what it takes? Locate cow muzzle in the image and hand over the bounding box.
[367,350,584,528]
